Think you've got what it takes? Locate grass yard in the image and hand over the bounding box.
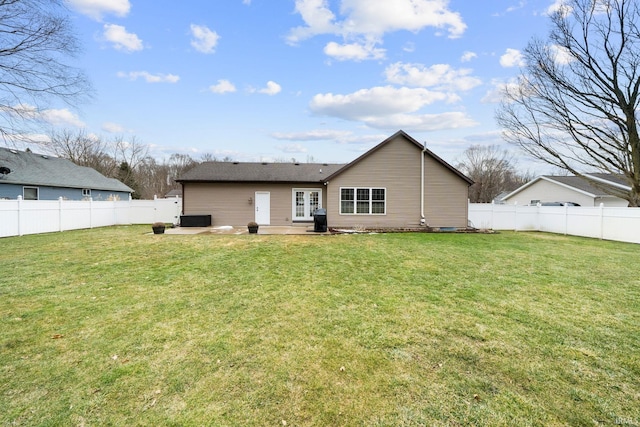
[1,226,639,426]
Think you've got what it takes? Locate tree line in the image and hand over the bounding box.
[46,128,533,202]
[45,129,220,200]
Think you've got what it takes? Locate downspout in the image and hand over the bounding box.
[420,141,426,226]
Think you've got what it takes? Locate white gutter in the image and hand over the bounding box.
[420,141,426,225]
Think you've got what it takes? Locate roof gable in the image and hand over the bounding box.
[325,130,473,184]
[0,147,133,192]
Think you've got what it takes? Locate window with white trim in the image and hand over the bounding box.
[82,189,91,197]
[340,187,386,215]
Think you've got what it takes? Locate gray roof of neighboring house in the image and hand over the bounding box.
[177,162,346,183]
[0,147,133,192]
[503,173,629,201]
[584,173,629,188]
[544,174,628,196]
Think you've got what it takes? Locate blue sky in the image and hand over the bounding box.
[47,0,564,168]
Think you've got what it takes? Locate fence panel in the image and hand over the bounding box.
[60,200,92,231]
[0,200,19,237]
[469,203,640,244]
[602,208,640,244]
[19,200,61,235]
[0,197,183,238]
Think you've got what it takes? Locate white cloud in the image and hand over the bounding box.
[258,81,282,95]
[41,109,85,127]
[460,51,477,62]
[500,48,525,67]
[287,0,338,43]
[67,0,131,20]
[324,41,385,61]
[117,71,180,83]
[209,79,237,94]
[102,122,125,133]
[310,86,450,120]
[481,78,520,103]
[550,44,574,65]
[271,129,354,141]
[288,0,466,45]
[546,0,571,16]
[190,24,220,54]
[364,111,477,131]
[6,104,85,127]
[103,24,143,52]
[493,1,526,16]
[309,85,477,131]
[276,144,308,153]
[384,62,482,91]
[287,0,465,62]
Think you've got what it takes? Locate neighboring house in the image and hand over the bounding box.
[177,130,473,229]
[0,147,133,201]
[164,188,182,198]
[501,174,630,207]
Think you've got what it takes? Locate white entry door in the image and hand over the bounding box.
[255,191,270,225]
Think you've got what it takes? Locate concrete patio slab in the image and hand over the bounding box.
[162,225,331,235]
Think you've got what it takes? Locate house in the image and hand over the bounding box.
[0,147,133,201]
[501,174,630,207]
[164,188,182,198]
[177,130,473,229]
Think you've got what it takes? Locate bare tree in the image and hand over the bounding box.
[457,145,532,203]
[47,129,116,176]
[0,0,90,142]
[135,156,170,199]
[497,0,640,206]
[113,135,149,196]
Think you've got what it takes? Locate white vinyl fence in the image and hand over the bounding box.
[0,197,182,238]
[3,198,639,244]
[469,203,640,244]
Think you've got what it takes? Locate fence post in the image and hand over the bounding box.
[17,195,23,236]
[89,197,93,229]
[564,204,569,235]
[489,200,496,230]
[153,195,158,224]
[514,202,518,231]
[599,203,604,240]
[58,197,64,232]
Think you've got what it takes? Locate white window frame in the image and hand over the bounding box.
[339,187,386,215]
[82,188,91,197]
[23,186,39,200]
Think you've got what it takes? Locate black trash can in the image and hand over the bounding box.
[313,208,327,232]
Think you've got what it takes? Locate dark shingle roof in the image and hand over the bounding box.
[177,162,346,183]
[0,147,133,192]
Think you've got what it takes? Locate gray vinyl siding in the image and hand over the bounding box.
[182,182,326,226]
[327,136,423,228]
[423,155,469,228]
[327,135,469,229]
[0,183,129,201]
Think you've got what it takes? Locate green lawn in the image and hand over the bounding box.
[1,226,639,426]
